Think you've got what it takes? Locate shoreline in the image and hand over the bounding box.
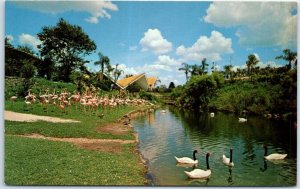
[121,105,159,185]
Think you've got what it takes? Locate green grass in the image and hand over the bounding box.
[5,98,151,185]
[5,101,140,140]
[5,135,147,185]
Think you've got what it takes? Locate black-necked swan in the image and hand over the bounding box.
[222,148,234,167]
[175,150,198,165]
[184,153,211,179]
[264,145,287,160]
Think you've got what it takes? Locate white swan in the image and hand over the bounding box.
[223,148,234,167]
[210,112,215,117]
[238,117,247,123]
[184,153,211,179]
[264,145,287,161]
[175,150,198,165]
[161,110,166,113]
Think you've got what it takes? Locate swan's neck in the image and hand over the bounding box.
[206,155,210,170]
[230,149,233,163]
[264,146,268,156]
[193,151,197,161]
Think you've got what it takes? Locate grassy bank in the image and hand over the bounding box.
[5,100,150,185]
[5,135,145,185]
[208,81,283,115]
[5,101,137,140]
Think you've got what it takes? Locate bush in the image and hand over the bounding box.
[138,91,158,102]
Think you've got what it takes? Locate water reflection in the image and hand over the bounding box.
[133,107,296,186]
[260,159,268,172]
[227,168,233,185]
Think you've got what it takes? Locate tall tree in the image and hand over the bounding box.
[178,62,191,82]
[37,18,96,82]
[168,82,176,89]
[223,65,233,79]
[200,58,209,75]
[94,52,110,81]
[113,64,124,82]
[276,49,297,70]
[105,63,114,77]
[246,54,259,77]
[190,64,202,76]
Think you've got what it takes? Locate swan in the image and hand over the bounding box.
[184,153,211,179]
[223,148,234,167]
[210,112,215,117]
[264,145,287,161]
[238,117,247,123]
[175,150,198,165]
[161,110,166,113]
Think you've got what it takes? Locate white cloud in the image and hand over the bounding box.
[139,28,172,55]
[176,30,233,62]
[255,61,283,69]
[204,2,297,48]
[19,33,41,51]
[253,53,260,61]
[13,1,118,24]
[85,16,99,24]
[231,60,283,71]
[154,55,181,66]
[6,35,14,43]
[129,46,138,51]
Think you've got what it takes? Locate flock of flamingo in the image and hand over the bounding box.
[10,88,152,116]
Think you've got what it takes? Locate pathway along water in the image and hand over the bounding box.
[132,106,296,186]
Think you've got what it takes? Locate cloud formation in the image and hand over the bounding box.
[154,55,181,67]
[19,33,41,51]
[204,2,297,48]
[140,28,172,55]
[13,1,118,24]
[6,35,14,43]
[176,30,233,62]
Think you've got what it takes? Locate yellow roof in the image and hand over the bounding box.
[117,74,145,88]
[147,77,157,86]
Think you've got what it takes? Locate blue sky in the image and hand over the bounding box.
[5,1,297,86]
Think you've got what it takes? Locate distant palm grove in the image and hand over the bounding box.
[172,50,297,119]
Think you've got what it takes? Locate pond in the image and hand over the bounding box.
[132,106,297,186]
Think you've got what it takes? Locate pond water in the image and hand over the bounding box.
[132,106,297,186]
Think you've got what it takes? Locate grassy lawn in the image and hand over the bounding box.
[5,135,146,185]
[5,101,142,139]
[5,100,150,185]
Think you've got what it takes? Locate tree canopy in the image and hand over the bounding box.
[37,18,96,82]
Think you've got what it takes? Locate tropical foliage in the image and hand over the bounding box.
[171,49,297,116]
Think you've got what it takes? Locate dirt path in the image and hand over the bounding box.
[5,109,147,153]
[4,111,80,123]
[11,133,136,153]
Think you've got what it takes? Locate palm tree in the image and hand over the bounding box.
[223,65,233,79]
[113,64,124,82]
[246,54,259,77]
[200,58,209,75]
[178,62,191,82]
[190,64,201,76]
[105,64,114,77]
[94,52,110,81]
[276,49,297,70]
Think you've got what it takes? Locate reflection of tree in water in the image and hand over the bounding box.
[260,159,268,172]
[242,140,256,161]
[227,168,234,185]
[147,111,155,125]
